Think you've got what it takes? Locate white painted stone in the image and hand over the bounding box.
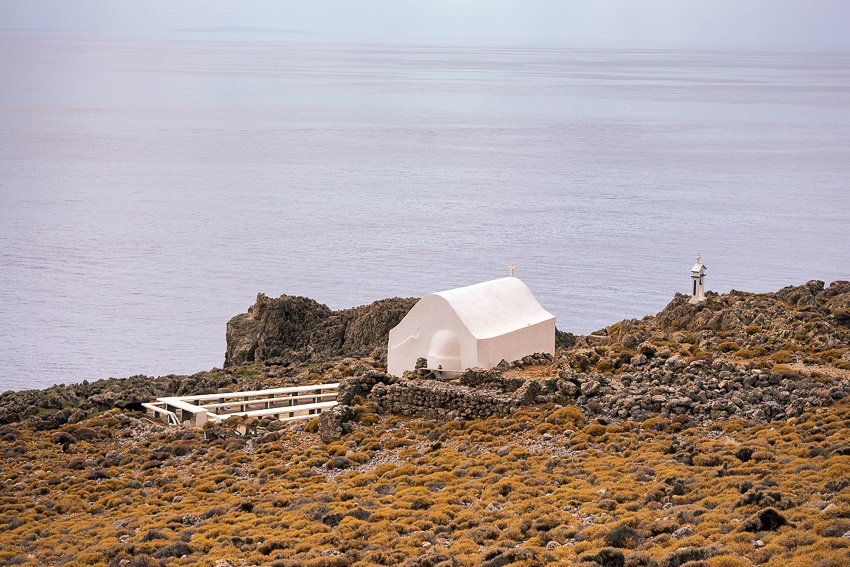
[387,277,556,377]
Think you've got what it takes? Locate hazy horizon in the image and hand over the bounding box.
[2,0,849,46]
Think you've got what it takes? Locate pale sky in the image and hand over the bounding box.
[1,0,849,45]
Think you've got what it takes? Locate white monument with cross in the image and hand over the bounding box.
[689,253,707,304]
[387,269,556,378]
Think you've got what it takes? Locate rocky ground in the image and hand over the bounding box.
[1,280,849,566]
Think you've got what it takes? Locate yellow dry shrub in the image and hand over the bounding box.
[692,453,723,467]
[583,423,607,438]
[708,555,753,567]
[770,350,793,363]
[448,538,479,558]
[821,458,850,479]
[572,541,595,555]
[578,523,608,542]
[641,417,671,431]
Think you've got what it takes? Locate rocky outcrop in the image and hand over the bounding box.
[225,295,332,368]
[318,404,354,443]
[652,280,850,335]
[590,280,850,360]
[0,370,251,430]
[224,294,418,367]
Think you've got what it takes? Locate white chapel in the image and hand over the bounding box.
[387,275,556,378]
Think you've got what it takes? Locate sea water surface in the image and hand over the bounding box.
[1,32,849,391]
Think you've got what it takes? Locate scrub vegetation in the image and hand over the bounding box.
[2,389,850,566]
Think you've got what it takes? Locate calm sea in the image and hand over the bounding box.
[1,32,849,391]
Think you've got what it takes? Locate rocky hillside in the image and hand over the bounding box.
[572,280,850,372]
[1,280,850,566]
[594,279,850,355]
[224,294,419,367]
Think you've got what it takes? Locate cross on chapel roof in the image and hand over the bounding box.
[691,253,707,274]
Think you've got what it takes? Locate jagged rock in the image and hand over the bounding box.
[560,380,580,397]
[225,293,418,367]
[581,380,600,397]
[777,280,825,306]
[318,404,354,442]
[27,408,73,431]
[638,342,657,357]
[0,370,249,430]
[516,380,542,404]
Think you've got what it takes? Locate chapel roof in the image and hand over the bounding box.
[431,277,555,340]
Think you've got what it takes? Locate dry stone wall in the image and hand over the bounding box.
[377,378,519,420]
[336,368,550,420]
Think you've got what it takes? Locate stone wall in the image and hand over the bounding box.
[335,368,546,421]
[320,360,565,438]
[377,378,520,420]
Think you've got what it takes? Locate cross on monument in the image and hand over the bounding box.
[509,263,516,277]
[697,253,702,264]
